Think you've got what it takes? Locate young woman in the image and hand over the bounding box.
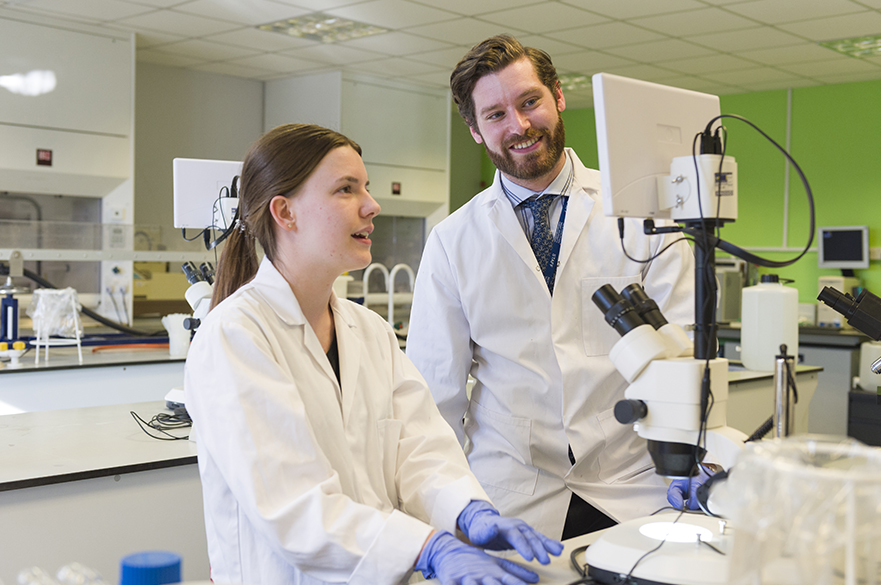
[184,124,562,585]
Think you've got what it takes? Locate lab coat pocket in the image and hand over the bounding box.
[596,407,654,484]
[377,418,403,498]
[581,275,641,357]
[463,402,538,496]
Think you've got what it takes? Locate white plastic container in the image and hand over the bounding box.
[741,274,798,371]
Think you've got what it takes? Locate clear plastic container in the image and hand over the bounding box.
[740,274,799,371]
[720,436,881,585]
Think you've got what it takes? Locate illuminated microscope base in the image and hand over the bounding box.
[583,511,731,585]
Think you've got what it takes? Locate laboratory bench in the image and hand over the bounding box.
[0,400,208,583]
[0,332,185,415]
[718,323,869,437]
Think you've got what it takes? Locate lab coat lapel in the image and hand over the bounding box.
[558,153,599,272]
[252,257,343,406]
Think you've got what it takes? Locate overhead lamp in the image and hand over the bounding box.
[0,70,56,96]
[557,73,592,91]
[819,34,881,58]
[257,12,388,43]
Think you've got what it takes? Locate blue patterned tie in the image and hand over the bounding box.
[521,196,557,293]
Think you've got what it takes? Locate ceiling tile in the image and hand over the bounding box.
[560,0,708,20]
[174,0,308,26]
[405,0,537,17]
[738,42,851,65]
[736,77,819,92]
[15,0,152,21]
[192,60,275,78]
[515,35,585,57]
[326,0,458,29]
[701,65,806,84]
[687,26,804,52]
[407,69,454,88]
[406,45,474,69]
[552,50,639,75]
[605,38,717,62]
[478,2,607,34]
[136,48,207,67]
[405,16,525,44]
[657,74,747,94]
[229,51,325,73]
[778,56,881,76]
[151,38,262,61]
[660,53,760,75]
[338,30,453,56]
[121,0,189,7]
[810,69,881,84]
[595,63,685,83]
[269,0,374,10]
[282,43,387,66]
[117,7,243,36]
[132,29,186,48]
[721,0,866,25]
[776,10,881,41]
[349,57,446,77]
[555,21,665,50]
[631,6,758,37]
[203,27,316,51]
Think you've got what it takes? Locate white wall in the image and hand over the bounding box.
[134,63,264,250]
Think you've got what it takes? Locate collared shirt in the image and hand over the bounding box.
[500,151,575,240]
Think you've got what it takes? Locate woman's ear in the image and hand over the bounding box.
[269,195,296,231]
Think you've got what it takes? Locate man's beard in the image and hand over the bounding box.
[482,114,566,183]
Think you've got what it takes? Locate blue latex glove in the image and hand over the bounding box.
[416,531,540,585]
[667,465,713,510]
[457,500,564,564]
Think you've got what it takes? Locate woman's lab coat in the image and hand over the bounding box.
[185,258,488,585]
[407,149,695,539]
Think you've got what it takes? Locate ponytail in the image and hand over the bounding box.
[210,224,259,309]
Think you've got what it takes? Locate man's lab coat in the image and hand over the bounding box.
[407,149,695,539]
[185,258,488,585]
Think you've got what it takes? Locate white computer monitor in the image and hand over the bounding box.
[592,72,722,219]
[173,158,243,229]
[817,225,869,270]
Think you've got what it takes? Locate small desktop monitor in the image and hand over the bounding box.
[817,225,869,270]
[592,72,722,219]
[173,158,243,229]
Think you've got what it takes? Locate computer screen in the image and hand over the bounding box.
[173,158,243,229]
[818,225,869,269]
[592,72,722,219]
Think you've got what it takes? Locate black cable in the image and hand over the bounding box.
[130,410,191,441]
[569,545,589,578]
[746,416,774,442]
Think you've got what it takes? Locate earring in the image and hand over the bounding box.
[287,222,293,229]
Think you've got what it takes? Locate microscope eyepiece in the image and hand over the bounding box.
[621,283,668,330]
[181,261,204,285]
[592,284,646,337]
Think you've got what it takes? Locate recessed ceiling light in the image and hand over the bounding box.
[558,73,592,91]
[257,13,388,44]
[819,34,881,58]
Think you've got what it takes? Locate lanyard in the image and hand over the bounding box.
[542,196,568,293]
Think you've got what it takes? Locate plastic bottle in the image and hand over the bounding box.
[740,274,799,371]
[119,552,181,585]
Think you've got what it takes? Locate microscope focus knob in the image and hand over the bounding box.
[614,399,647,424]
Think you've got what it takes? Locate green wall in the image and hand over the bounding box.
[451,79,881,303]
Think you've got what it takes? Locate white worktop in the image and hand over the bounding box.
[0,400,195,491]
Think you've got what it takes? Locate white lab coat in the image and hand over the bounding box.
[407,149,695,539]
[185,257,489,585]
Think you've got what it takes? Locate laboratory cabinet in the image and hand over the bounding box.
[718,325,868,437]
[849,390,881,447]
